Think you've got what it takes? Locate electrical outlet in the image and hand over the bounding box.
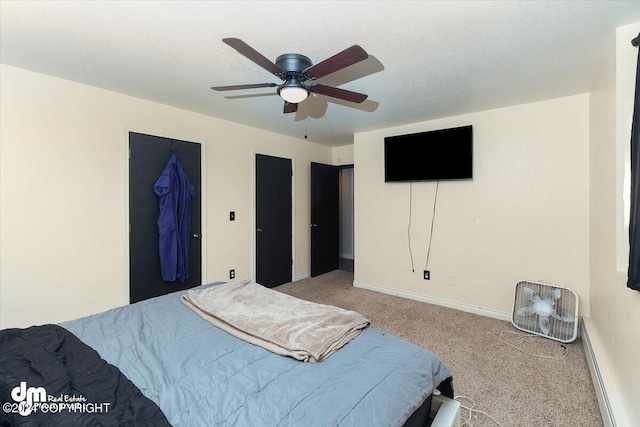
[229,269,235,280]
[424,270,430,280]
[230,211,235,221]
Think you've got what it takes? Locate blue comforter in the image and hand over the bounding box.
[61,284,451,427]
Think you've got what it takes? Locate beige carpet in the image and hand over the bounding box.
[276,270,602,427]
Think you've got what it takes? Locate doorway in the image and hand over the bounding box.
[129,132,202,303]
[255,154,293,288]
[310,162,339,276]
[339,166,354,273]
[310,163,355,277]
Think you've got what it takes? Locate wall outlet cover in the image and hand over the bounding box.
[424,270,430,280]
[229,269,235,279]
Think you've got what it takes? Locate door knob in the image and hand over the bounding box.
[192,233,202,239]
[257,228,263,232]
[310,224,318,228]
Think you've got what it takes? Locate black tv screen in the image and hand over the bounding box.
[384,125,473,182]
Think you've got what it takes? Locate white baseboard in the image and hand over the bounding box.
[353,281,511,322]
[294,272,311,282]
[581,318,617,427]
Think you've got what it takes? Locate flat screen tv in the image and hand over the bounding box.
[384,125,473,182]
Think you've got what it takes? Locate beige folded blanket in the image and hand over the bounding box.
[181,280,369,362]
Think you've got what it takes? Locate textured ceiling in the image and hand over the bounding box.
[1,1,639,147]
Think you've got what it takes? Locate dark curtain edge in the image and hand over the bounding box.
[627,33,640,291]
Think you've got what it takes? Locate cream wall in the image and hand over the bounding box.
[587,22,640,427]
[0,64,332,329]
[354,94,591,317]
[332,144,354,165]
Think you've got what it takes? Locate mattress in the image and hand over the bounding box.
[60,283,452,426]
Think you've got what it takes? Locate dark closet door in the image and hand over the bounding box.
[129,132,201,303]
[255,154,292,288]
[311,162,339,277]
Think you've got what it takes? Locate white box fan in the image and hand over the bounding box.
[511,280,579,343]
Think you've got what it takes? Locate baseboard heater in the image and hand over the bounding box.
[429,395,461,427]
[581,320,616,427]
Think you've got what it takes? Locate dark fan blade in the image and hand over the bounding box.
[283,101,298,114]
[223,38,283,75]
[305,45,368,80]
[211,83,278,91]
[311,84,368,103]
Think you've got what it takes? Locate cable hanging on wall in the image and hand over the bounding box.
[408,181,440,274]
[408,182,415,272]
[424,181,440,270]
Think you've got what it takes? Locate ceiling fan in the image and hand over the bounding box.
[211,38,370,114]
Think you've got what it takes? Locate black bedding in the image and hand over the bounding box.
[0,324,170,427]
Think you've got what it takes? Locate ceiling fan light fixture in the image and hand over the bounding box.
[215,39,370,113]
[278,81,309,104]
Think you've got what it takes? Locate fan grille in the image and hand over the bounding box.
[512,280,579,343]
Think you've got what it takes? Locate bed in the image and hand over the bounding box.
[1,282,457,426]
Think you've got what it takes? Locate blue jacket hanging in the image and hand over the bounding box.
[153,153,195,282]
